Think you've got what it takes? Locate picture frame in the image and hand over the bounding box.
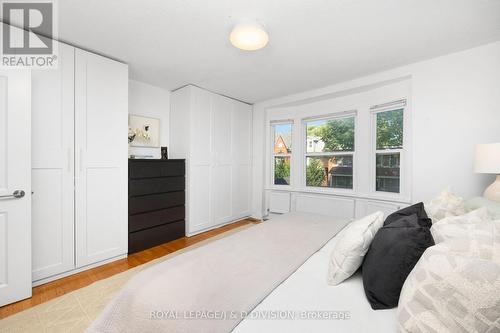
[128,115,160,148]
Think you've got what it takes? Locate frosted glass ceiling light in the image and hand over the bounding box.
[230,22,269,51]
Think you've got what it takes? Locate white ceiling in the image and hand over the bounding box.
[56,0,500,103]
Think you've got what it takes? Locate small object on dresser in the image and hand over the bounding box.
[161,146,168,160]
[129,155,155,159]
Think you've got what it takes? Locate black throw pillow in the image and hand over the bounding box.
[362,214,435,310]
[383,202,432,227]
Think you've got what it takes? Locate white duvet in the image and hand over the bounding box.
[234,230,397,333]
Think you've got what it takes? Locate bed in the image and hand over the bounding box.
[88,197,500,333]
[233,224,397,332]
[88,212,357,333]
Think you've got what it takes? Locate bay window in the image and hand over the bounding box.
[268,99,407,198]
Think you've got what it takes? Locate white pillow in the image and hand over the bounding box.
[327,211,384,286]
[425,189,467,222]
[430,207,493,243]
[398,222,500,332]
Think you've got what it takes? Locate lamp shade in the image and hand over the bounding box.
[474,143,500,174]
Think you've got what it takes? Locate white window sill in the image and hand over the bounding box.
[265,186,411,204]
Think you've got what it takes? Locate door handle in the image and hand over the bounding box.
[68,148,72,172]
[0,190,26,199]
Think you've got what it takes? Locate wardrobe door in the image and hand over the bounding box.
[188,88,212,233]
[231,102,252,219]
[211,94,233,226]
[31,42,75,281]
[75,49,128,267]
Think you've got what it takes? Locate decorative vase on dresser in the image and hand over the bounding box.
[128,159,186,253]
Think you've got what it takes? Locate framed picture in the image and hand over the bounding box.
[161,146,168,160]
[128,115,160,148]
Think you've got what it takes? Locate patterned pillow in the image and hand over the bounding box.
[425,189,467,222]
[397,222,500,333]
[430,207,493,244]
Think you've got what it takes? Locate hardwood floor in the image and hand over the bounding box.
[0,219,260,320]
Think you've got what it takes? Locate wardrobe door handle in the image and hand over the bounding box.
[67,148,72,172]
[79,149,83,173]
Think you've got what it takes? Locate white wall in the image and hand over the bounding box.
[128,80,170,159]
[252,41,500,218]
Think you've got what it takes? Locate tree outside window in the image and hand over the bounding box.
[305,116,355,189]
[375,108,404,193]
[272,123,292,185]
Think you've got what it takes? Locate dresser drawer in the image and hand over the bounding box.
[129,176,185,196]
[129,191,185,215]
[129,160,185,179]
[129,220,185,253]
[129,205,185,232]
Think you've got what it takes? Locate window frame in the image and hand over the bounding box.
[370,100,407,198]
[302,111,357,193]
[270,120,293,187]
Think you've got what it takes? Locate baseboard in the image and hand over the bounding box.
[32,254,128,287]
[186,216,252,237]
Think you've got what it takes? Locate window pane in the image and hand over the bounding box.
[376,153,400,193]
[376,109,403,150]
[306,117,354,153]
[306,155,353,189]
[273,123,292,155]
[274,156,290,185]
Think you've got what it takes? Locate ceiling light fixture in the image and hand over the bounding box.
[230,22,269,51]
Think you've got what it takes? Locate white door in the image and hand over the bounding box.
[75,49,128,266]
[211,95,233,226]
[31,42,75,282]
[0,69,32,306]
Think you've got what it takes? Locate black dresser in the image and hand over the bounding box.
[128,159,186,253]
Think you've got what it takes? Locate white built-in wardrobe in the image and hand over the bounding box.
[31,41,128,284]
[170,85,252,235]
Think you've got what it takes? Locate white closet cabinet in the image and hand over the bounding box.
[31,42,75,281]
[170,85,252,235]
[75,49,128,267]
[31,43,128,283]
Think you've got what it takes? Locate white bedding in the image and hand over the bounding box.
[233,231,397,333]
[398,220,500,332]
